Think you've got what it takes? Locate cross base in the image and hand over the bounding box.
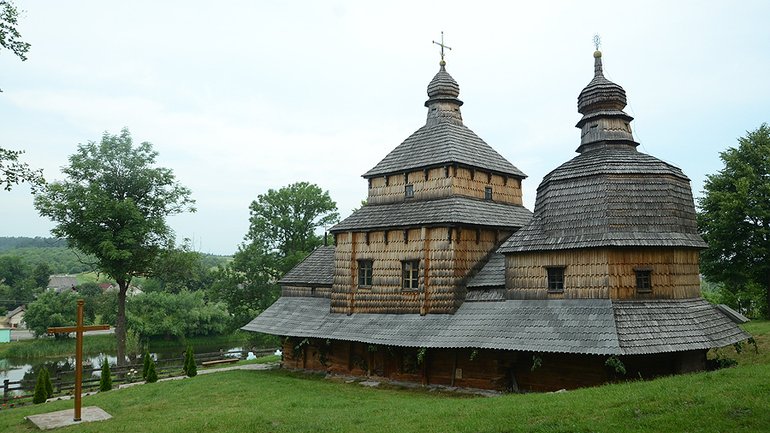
[25,406,112,430]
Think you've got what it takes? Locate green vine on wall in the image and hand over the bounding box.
[530,355,542,372]
[605,355,627,375]
[416,347,427,365]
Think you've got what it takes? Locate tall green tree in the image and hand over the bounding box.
[145,242,211,293]
[698,123,770,318]
[34,129,195,363]
[24,290,79,337]
[211,182,338,327]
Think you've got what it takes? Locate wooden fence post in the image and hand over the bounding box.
[3,379,9,403]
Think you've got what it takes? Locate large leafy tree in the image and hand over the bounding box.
[698,123,770,318]
[24,290,79,337]
[34,129,195,363]
[211,182,338,327]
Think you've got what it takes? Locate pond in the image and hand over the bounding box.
[0,341,269,396]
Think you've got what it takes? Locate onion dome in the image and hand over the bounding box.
[426,61,462,103]
[574,50,637,153]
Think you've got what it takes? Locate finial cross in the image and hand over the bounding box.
[432,31,452,61]
[593,34,601,51]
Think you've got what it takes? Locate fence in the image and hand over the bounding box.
[2,348,277,404]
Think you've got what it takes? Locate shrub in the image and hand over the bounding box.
[33,369,49,404]
[184,345,197,377]
[99,358,112,391]
[43,368,53,398]
[142,350,151,380]
[146,357,158,383]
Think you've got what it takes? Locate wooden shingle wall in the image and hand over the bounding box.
[331,227,506,314]
[505,249,611,299]
[608,248,701,299]
[367,166,522,206]
[505,248,701,300]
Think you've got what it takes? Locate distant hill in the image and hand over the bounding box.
[0,236,66,251]
[0,237,231,274]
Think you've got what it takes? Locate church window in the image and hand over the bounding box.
[546,267,565,292]
[484,187,493,200]
[358,260,373,287]
[405,184,414,198]
[402,260,419,290]
[635,269,652,293]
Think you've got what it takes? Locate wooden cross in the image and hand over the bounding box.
[432,31,452,62]
[48,299,110,422]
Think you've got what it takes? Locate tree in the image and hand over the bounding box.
[0,1,30,61]
[24,290,79,337]
[126,290,229,340]
[0,148,44,191]
[210,182,338,327]
[698,123,770,318]
[34,129,195,364]
[32,369,49,404]
[145,242,211,293]
[142,350,151,380]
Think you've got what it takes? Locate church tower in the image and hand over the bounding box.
[499,48,706,300]
[330,51,531,315]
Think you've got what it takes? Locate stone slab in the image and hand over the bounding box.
[25,406,112,430]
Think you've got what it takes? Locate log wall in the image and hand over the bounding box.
[331,227,508,314]
[367,166,522,205]
[506,247,702,300]
[280,338,707,392]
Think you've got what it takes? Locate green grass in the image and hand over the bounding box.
[0,322,767,432]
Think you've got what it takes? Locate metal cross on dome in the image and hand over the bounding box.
[593,34,601,51]
[432,31,452,62]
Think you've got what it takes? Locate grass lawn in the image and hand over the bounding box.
[0,322,767,433]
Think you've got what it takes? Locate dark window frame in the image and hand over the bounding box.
[402,260,420,290]
[484,186,493,200]
[546,266,565,292]
[405,184,414,198]
[635,269,652,293]
[358,259,373,288]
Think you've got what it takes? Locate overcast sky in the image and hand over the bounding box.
[1,1,769,255]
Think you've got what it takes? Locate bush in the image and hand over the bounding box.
[146,357,158,383]
[184,345,197,377]
[43,368,53,398]
[127,290,229,340]
[33,369,51,404]
[142,350,151,380]
[99,358,112,391]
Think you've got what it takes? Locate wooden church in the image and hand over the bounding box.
[243,45,750,392]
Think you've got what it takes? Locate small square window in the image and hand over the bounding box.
[484,186,493,200]
[546,267,565,292]
[402,260,419,290]
[405,184,414,198]
[636,270,652,293]
[358,260,373,287]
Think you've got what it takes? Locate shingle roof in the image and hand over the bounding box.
[362,64,525,179]
[243,297,748,355]
[613,299,751,355]
[498,146,706,252]
[467,253,505,288]
[330,197,532,233]
[47,275,78,289]
[363,123,526,179]
[243,297,621,355]
[278,246,335,286]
